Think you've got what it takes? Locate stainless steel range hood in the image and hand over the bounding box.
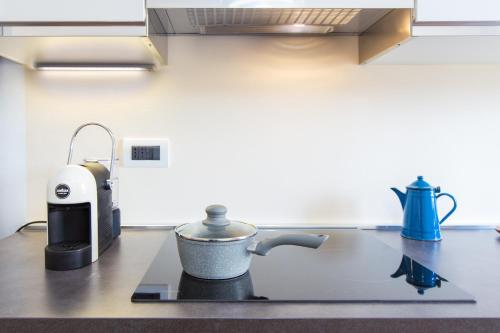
[0,0,413,69]
[148,8,392,35]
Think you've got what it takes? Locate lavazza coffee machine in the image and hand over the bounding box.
[45,122,120,270]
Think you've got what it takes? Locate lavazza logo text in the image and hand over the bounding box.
[55,184,71,199]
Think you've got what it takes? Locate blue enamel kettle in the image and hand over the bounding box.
[391,176,457,241]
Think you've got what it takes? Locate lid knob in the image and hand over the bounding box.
[407,175,433,190]
[203,204,230,227]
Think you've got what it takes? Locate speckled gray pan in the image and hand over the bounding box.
[176,236,254,280]
[175,205,329,280]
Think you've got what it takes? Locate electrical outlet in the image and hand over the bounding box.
[131,146,161,160]
[121,138,169,168]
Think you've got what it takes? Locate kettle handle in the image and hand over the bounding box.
[436,193,457,224]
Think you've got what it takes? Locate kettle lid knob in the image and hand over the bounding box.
[407,176,434,190]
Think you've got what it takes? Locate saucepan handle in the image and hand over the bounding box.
[436,193,457,224]
[247,234,329,256]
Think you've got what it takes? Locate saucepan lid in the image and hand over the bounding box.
[175,205,257,242]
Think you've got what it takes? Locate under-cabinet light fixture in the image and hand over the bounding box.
[34,63,155,71]
[202,24,334,34]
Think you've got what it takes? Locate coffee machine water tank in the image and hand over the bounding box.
[45,123,120,271]
[85,157,121,239]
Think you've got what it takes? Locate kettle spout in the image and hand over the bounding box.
[390,261,407,279]
[391,255,409,279]
[390,187,406,209]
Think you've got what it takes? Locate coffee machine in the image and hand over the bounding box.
[45,123,120,271]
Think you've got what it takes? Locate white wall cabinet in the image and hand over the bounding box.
[0,0,145,24]
[0,0,147,37]
[0,0,167,69]
[412,0,500,38]
[415,0,500,22]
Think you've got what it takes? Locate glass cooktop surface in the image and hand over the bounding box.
[132,229,474,303]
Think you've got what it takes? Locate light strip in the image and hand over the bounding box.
[202,24,334,34]
[34,63,155,71]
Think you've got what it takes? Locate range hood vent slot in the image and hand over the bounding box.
[188,8,360,27]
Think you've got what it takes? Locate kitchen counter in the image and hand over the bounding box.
[1,227,500,332]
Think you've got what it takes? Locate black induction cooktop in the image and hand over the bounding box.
[131,229,475,303]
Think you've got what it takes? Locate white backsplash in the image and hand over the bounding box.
[24,36,500,227]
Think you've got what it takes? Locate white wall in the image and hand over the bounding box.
[0,58,26,238]
[25,36,500,227]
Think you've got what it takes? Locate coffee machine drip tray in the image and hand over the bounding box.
[132,229,475,303]
[48,241,90,251]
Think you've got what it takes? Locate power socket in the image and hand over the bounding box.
[131,146,161,160]
[121,138,169,168]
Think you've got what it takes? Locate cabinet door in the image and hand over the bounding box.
[0,0,145,23]
[415,0,500,22]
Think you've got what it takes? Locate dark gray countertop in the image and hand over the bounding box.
[2,227,500,333]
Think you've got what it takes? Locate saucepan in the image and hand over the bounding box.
[174,205,328,280]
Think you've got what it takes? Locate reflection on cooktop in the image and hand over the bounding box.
[178,271,268,301]
[131,229,475,303]
[391,255,448,295]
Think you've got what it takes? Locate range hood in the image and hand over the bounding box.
[148,8,392,35]
[0,1,413,69]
